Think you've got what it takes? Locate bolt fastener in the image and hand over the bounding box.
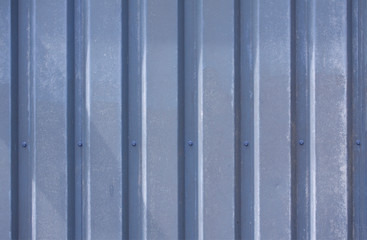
[244,141,249,147]
[21,142,27,148]
[299,140,304,145]
[131,141,137,147]
[188,141,193,146]
[356,140,361,145]
[77,141,83,147]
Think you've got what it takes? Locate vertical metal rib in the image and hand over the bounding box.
[30,1,36,239]
[253,0,260,238]
[83,0,91,238]
[74,0,83,238]
[183,0,201,238]
[240,0,255,238]
[128,0,148,237]
[292,0,313,238]
[352,0,367,238]
[309,0,316,239]
[140,0,148,238]
[197,0,204,239]
[17,0,32,237]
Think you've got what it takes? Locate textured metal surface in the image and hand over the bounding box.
[0,0,365,239]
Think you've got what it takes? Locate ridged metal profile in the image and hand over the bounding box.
[0,0,366,239]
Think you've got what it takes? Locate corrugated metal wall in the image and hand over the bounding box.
[0,0,365,239]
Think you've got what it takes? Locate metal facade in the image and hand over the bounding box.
[0,0,366,239]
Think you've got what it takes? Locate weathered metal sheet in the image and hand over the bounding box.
[0,0,365,239]
[0,1,13,239]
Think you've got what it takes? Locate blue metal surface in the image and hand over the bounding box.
[0,0,365,239]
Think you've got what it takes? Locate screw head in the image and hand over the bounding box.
[188,141,193,146]
[299,140,304,145]
[356,140,361,145]
[244,141,249,147]
[131,141,137,147]
[21,141,27,148]
[77,141,83,147]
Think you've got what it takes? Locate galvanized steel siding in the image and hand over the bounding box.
[0,0,365,239]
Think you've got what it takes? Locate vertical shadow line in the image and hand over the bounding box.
[121,0,129,238]
[290,0,297,238]
[234,0,242,238]
[177,0,185,239]
[11,0,19,238]
[67,0,76,238]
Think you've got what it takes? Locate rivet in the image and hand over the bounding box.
[299,140,304,145]
[21,141,27,148]
[244,141,249,147]
[77,141,83,147]
[188,141,193,146]
[131,141,137,147]
[356,140,361,145]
